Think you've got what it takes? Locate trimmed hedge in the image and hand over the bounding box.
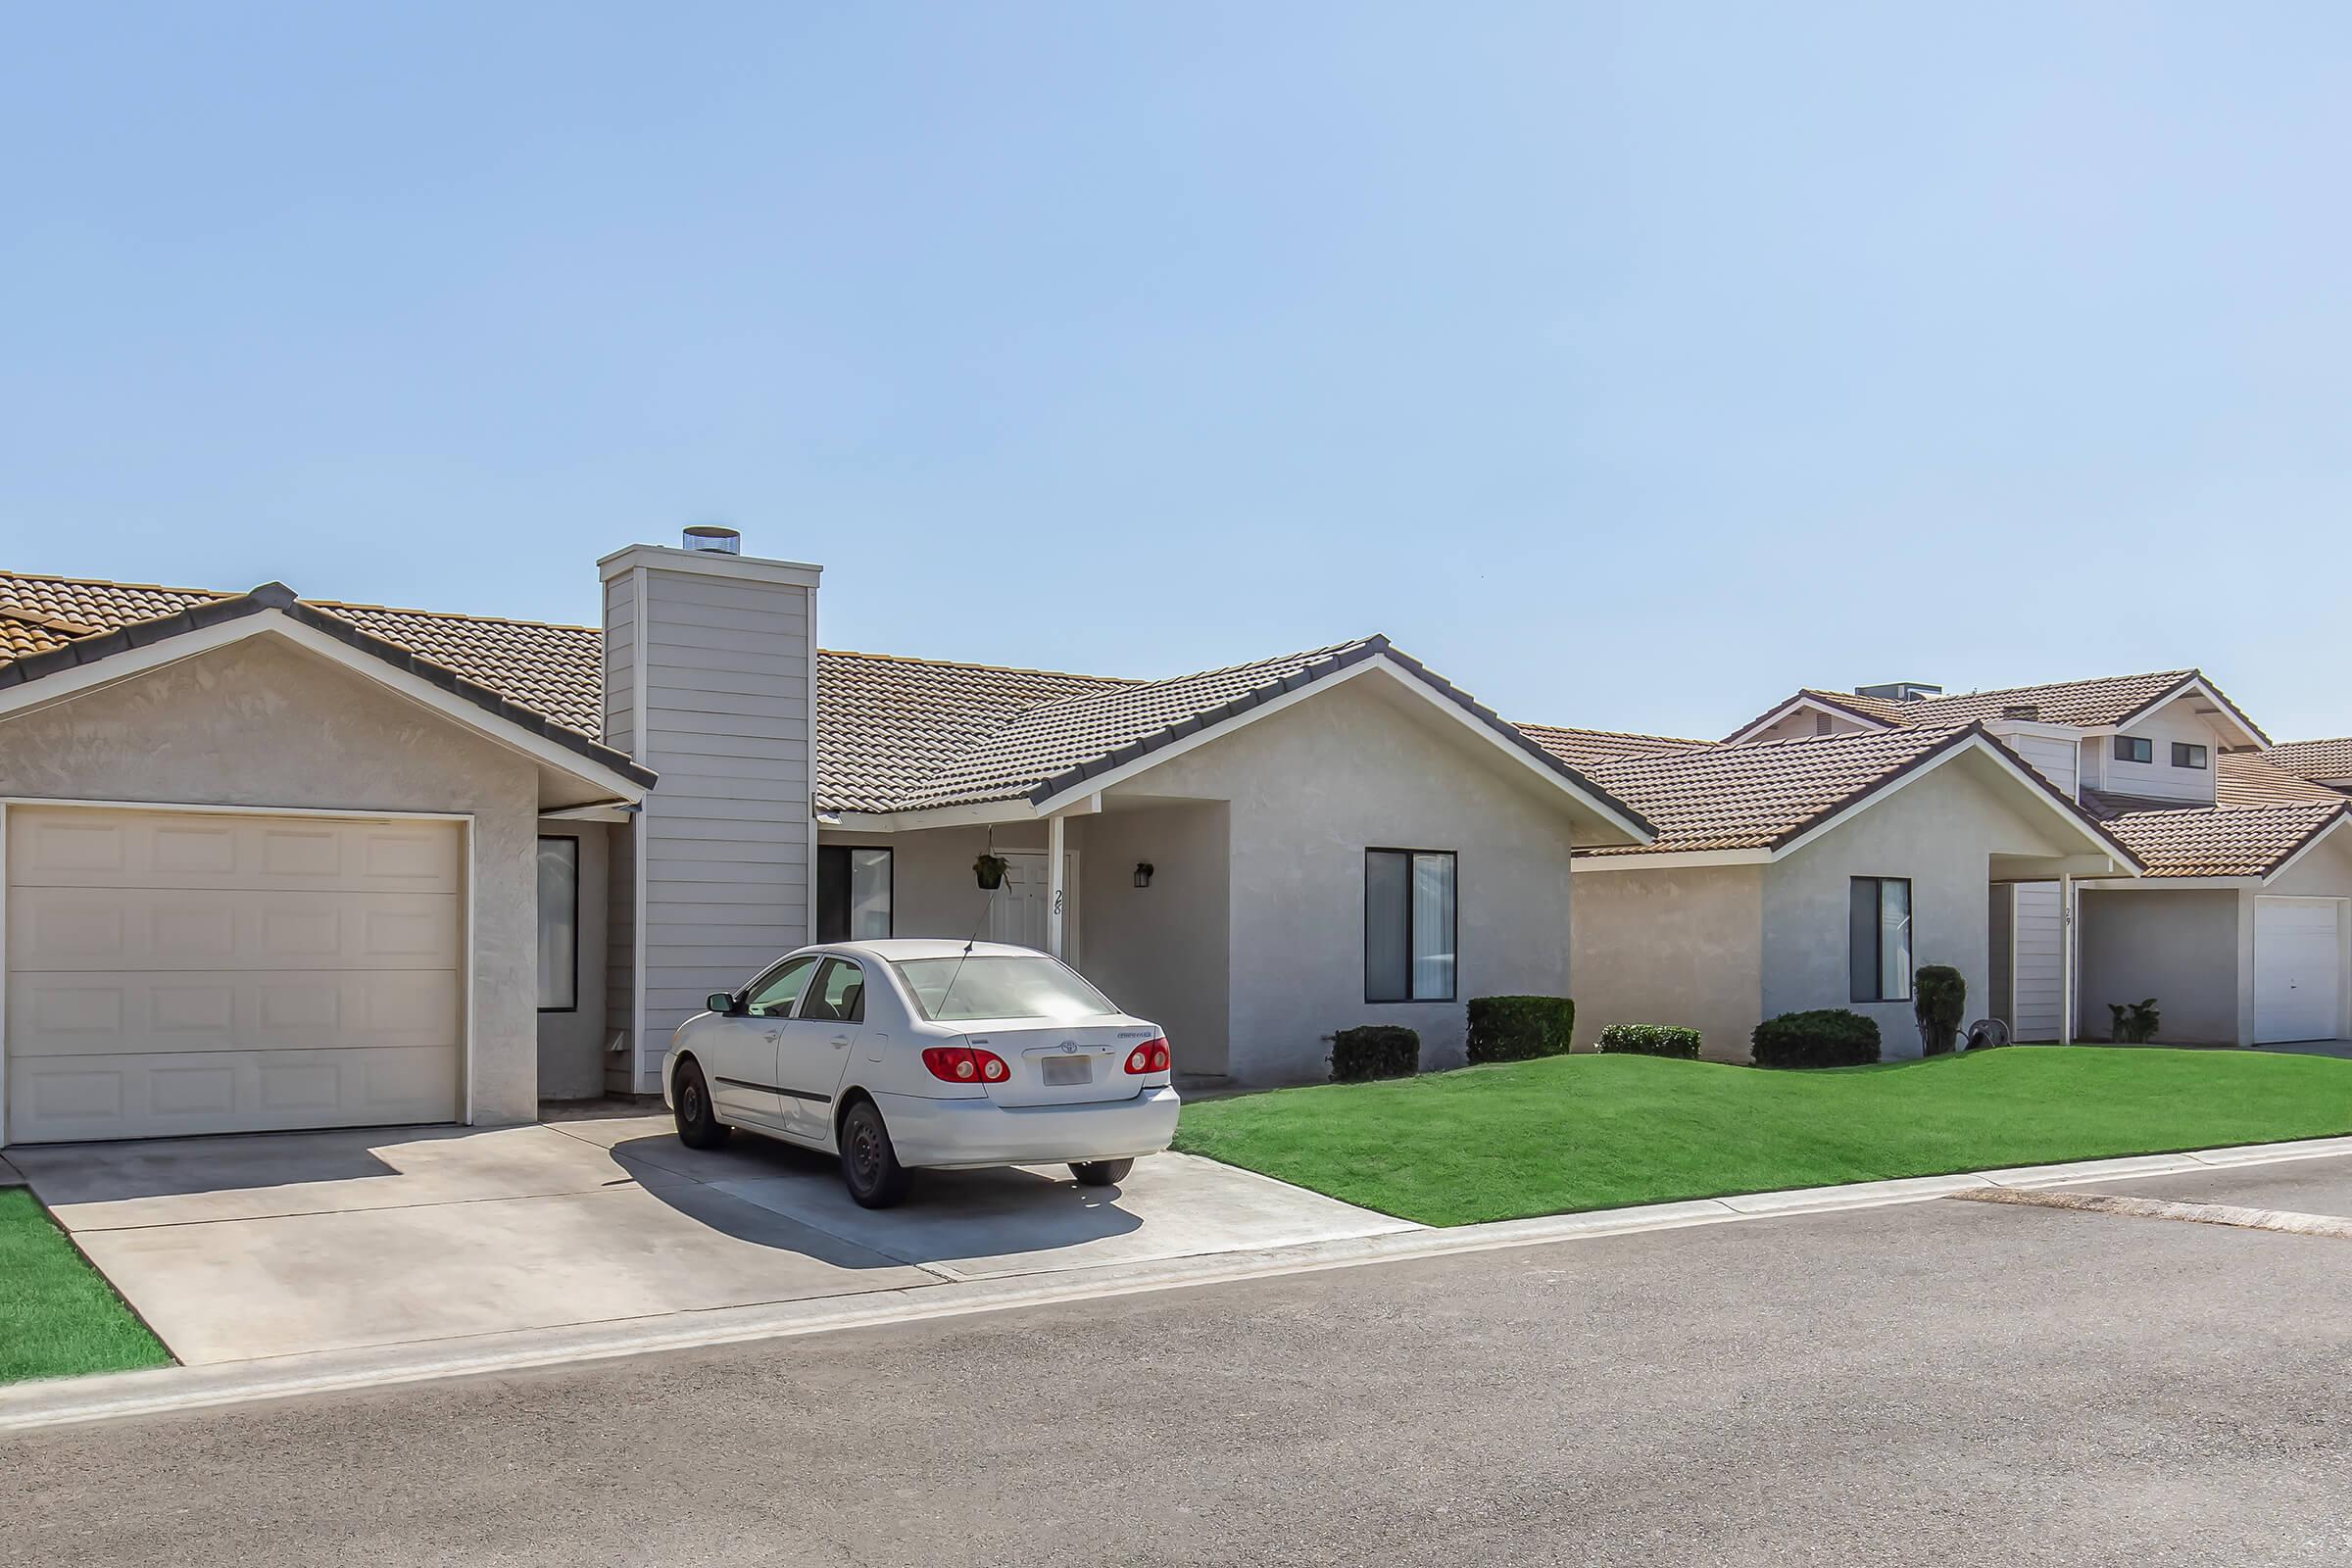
[1466,996,1576,1064]
[1750,1008,1882,1069]
[1914,965,1966,1056]
[1330,1025,1420,1083]
[1594,1023,1702,1059]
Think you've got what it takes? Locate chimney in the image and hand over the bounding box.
[599,531,823,1094]
[1856,681,1943,704]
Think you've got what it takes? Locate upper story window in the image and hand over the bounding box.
[2172,742,2209,769]
[1366,849,1456,1003]
[2113,736,2153,764]
[1849,876,1912,1004]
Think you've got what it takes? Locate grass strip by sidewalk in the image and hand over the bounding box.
[1172,1048,2352,1227]
[0,1187,173,1384]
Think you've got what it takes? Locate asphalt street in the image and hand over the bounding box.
[8,1161,2349,1568]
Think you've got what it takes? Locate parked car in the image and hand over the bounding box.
[662,939,1181,1207]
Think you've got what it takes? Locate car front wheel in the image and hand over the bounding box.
[839,1100,911,1208]
[1069,1158,1133,1187]
[673,1058,730,1150]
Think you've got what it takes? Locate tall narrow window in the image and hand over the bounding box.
[1848,876,1912,1003]
[537,836,579,1011]
[1366,849,1456,1003]
[817,845,894,943]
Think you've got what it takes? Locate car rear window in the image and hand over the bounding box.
[891,956,1116,1023]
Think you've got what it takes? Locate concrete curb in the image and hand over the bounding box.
[5,1134,2349,1433]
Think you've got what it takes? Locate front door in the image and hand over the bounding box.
[986,852,1079,962]
[707,954,819,1126]
[777,956,866,1140]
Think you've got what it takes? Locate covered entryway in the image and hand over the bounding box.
[4,804,466,1143]
[2254,897,2346,1045]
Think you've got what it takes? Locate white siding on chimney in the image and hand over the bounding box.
[2004,732,2078,799]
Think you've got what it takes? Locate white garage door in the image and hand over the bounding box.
[5,806,465,1144]
[2254,898,2345,1046]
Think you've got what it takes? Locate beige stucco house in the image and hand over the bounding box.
[0,534,1651,1147]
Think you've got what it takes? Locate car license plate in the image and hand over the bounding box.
[1042,1056,1091,1087]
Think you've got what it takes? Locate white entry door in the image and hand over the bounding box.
[4,805,466,1144]
[2254,898,2345,1045]
[985,852,1079,962]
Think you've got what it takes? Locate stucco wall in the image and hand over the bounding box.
[1570,865,1762,1061]
[1115,669,1580,1083]
[1762,753,2074,1059]
[0,634,545,1123]
[535,819,611,1099]
[2078,889,2238,1044]
[1078,804,1232,1076]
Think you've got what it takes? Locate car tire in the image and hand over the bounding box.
[1069,1158,1133,1187]
[839,1099,911,1209]
[672,1059,731,1151]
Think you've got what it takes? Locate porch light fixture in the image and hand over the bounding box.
[1134,861,1153,889]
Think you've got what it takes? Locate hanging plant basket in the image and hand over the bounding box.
[973,853,1008,891]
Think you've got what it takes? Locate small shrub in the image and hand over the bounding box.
[1751,1008,1882,1069]
[1913,965,1966,1056]
[1330,1025,1420,1083]
[2106,999,2161,1044]
[1466,996,1576,1064]
[1594,1023,1702,1059]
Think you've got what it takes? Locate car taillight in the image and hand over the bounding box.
[1123,1037,1171,1074]
[922,1046,1009,1084]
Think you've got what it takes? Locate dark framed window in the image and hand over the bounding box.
[1366,849,1456,1003]
[816,845,894,943]
[2113,736,2153,764]
[1849,876,1913,1004]
[800,957,866,1024]
[536,836,578,1012]
[2172,742,2208,769]
[744,954,821,1019]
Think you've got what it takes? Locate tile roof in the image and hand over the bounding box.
[0,571,229,661]
[2095,799,2348,879]
[2262,737,2352,782]
[1732,670,2270,744]
[1514,722,1713,772]
[2216,752,2350,808]
[306,600,606,740]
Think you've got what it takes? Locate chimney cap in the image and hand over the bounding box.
[1855,680,1943,703]
[682,523,741,555]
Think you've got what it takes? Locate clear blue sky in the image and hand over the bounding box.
[4,3,2346,741]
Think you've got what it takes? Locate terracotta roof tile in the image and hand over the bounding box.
[2262,737,2352,782]
[2096,799,2348,878]
[306,600,606,740]
[2216,752,2349,808]
[1514,722,1713,772]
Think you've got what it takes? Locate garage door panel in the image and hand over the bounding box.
[8,808,460,895]
[9,970,462,1055]
[7,806,464,1143]
[10,887,462,971]
[7,1047,462,1143]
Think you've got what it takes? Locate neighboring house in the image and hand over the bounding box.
[0,535,1652,1147]
[1522,721,2142,1059]
[1676,672,2352,1050]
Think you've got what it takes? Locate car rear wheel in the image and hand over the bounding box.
[673,1059,730,1150]
[1069,1158,1133,1187]
[839,1100,910,1208]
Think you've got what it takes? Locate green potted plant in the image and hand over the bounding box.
[1913,965,1966,1056]
[973,852,1008,891]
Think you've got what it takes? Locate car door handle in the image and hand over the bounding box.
[764,1029,783,1042]
[830,1035,851,1050]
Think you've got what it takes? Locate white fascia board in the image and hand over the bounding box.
[1572,849,1773,871]
[1984,718,2088,743]
[540,804,633,824]
[1770,733,2142,874]
[2079,874,2259,890]
[0,612,652,805]
[825,799,1040,833]
[597,542,823,589]
[2263,810,2352,885]
[1723,695,1895,746]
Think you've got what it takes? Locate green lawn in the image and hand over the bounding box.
[0,1187,172,1384]
[1172,1049,2352,1227]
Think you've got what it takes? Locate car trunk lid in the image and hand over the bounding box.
[960,1020,1161,1106]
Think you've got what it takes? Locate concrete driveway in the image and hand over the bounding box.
[11,1111,1411,1365]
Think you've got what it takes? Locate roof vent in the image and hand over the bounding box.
[682,524,741,555]
[1856,681,1942,703]
[2002,703,2040,721]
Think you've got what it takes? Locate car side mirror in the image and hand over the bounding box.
[706,992,740,1016]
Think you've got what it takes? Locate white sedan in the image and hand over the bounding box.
[662,939,1181,1207]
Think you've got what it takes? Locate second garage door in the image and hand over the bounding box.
[2254,897,2345,1046]
[5,805,466,1144]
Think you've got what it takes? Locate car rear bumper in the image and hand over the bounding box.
[873,1085,1181,1169]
